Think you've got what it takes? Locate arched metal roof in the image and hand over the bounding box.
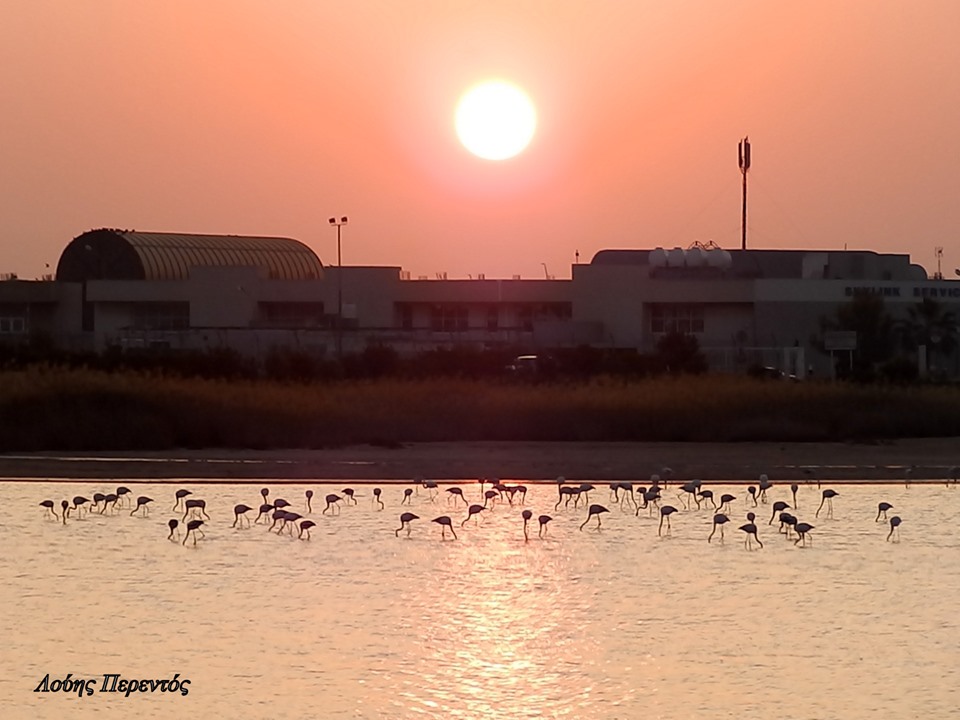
[56,229,324,282]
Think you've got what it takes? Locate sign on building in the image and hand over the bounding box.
[824,330,857,351]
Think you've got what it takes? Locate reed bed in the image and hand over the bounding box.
[1,367,959,451]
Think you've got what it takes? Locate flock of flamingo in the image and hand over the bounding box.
[37,468,956,548]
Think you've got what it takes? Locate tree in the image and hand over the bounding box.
[819,294,897,381]
[655,332,707,375]
[895,298,958,376]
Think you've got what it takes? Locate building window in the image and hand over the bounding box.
[0,316,26,334]
[398,304,413,330]
[650,305,704,334]
[132,302,190,330]
[258,302,325,327]
[486,305,498,331]
[430,304,468,332]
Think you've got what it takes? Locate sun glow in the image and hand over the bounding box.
[455,80,537,161]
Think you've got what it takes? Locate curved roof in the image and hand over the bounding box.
[56,229,324,282]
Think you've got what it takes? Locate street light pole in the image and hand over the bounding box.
[328,216,348,359]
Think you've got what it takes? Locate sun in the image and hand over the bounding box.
[455,80,537,161]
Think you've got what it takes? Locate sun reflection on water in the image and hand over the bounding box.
[1,480,958,719]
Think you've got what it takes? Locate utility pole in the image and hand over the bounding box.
[738,136,751,251]
[328,216,348,359]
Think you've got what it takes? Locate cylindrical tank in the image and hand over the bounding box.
[666,247,685,267]
[685,246,706,267]
[649,247,668,267]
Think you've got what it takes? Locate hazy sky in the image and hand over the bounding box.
[2,1,958,280]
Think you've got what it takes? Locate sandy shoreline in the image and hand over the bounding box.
[1,438,958,483]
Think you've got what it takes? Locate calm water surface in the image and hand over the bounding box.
[1,479,958,719]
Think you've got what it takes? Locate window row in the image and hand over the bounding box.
[650,304,704,334]
[0,316,26,334]
[397,303,572,332]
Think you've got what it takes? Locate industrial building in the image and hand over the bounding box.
[1,228,958,378]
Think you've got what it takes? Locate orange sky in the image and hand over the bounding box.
[1,1,958,280]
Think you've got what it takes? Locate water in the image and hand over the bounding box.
[1,480,958,719]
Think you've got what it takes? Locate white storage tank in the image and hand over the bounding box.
[649,247,668,267]
[666,247,685,267]
[685,246,706,267]
[706,248,733,269]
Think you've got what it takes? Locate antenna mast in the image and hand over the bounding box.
[738,136,751,250]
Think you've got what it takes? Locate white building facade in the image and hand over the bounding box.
[1,229,958,378]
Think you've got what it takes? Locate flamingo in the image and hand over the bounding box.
[887,516,902,542]
[68,496,90,518]
[60,500,69,524]
[373,488,384,510]
[173,488,192,511]
[698,489,717,509]
[254,503,274,523]
[400,488,413,505]
[790,483,799,509]
[422,480,439,501]
[658,505,678,536]
[446,487,467,506]
[182,498,210,522]
[579,504,609,531]
[232,504,253,528]
[183,519,204,546]
[876,502,893,522]
[538,515,552,537]
[816,489,839,519]
[395,512,419,537]
[461,504,484,527]
[717,493,736,514]
[39,500,57,520]
[794,521,814,547]
[130,496,153,517]
[91,493,106,513]
[522,509,533,541]
[260,488,270,505]
[101,493,118,514]
[482,490,499,508]
[323,494,342,515]
[167,519,180,541]
[342,488,357,505]
[747,486,758,507]
[769,501,790,525]
[739,521,763,550]
[707,513,729,543]
[305,490,314,513]
[779,512,797,537]
[273,498,291,510]
[678,481,701,510]
[269,509,288,532]
[433,516,458,539]
[298,520,316,540]
[758,474,773,503]
[116,486,131,507]
[280,512,303,535]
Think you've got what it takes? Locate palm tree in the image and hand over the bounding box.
[896,298,958,375]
